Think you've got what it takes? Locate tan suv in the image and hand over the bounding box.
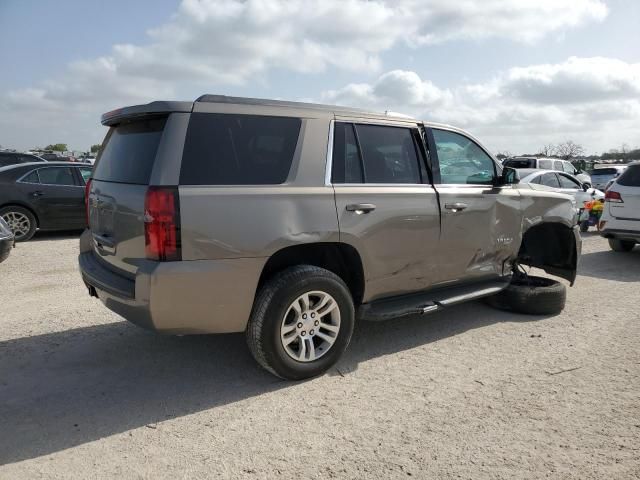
[79,95,581,379]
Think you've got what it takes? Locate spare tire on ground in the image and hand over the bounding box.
[485,275,566,315]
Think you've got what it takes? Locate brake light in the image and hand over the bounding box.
[144,186,181,261]
[605,190,623,203]
[84,178,92,227]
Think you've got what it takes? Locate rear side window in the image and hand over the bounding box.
[93,116,166,184]
[180,113,301,185]
[21,170,40,183]
[592,168,620,176]
[553,160,563,171]
[504,158,534,168]
[332,123,363,183]
[617,165,640,186]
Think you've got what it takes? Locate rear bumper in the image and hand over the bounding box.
[79,241,267,334]
[600,215,640,242]
[601,229,640,242]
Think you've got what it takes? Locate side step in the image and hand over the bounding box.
[357,278,511,322]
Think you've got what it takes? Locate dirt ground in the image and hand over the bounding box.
[0,232,638,479]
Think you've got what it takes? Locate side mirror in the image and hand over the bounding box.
[582,183,589,192]
[496,166,519,186]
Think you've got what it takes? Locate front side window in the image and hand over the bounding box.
[431,129,495,184]
[553,160,564,171]
[180,113,301,185]
[561,162,575,174]
[558,174,580,189]
[37,167,77,186]
[540,172,561,188]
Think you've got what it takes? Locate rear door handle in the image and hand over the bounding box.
[30,191,44,197]
[444,202,468,212]
[346,203,376,214]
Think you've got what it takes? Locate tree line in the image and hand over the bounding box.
[496,140,640,163]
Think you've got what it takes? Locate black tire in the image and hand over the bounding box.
[246,265,355,380]
[579,221,589,233]
[485,275,566,315]
[0,206,37,242]
[608,238,636,252]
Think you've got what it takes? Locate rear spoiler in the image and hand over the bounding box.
[101,101,194,126]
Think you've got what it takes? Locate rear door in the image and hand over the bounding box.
[427,127,521,284]
[88,116,169,275]
[331,120,440,301]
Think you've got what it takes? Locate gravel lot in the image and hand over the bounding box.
[0,232,638,479]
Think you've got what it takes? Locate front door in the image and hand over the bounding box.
[331,120,440,302]
[427,127,521,285]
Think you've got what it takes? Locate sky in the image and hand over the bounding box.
[0,0,638,155]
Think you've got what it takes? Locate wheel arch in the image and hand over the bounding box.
[517,222,579,285]
[257,242,365,306]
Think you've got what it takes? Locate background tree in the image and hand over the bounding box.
[45,143,68,152]
[555,140,584,160]
[538,144,556,157]
[90,144,101,153]
[495,150,512,160]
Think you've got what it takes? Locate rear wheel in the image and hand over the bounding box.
[246,265,355,380]
[485,274,566,315]
[608,238,636,252]
[0,206,37,242]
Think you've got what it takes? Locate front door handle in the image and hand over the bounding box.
[444,202,468,212]
[346,203,376,214]
[30,191,44,197]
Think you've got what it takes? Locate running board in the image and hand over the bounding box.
[357,278,510,322]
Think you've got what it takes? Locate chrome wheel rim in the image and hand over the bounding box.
[280,290,341,362]
[2,212,30,238]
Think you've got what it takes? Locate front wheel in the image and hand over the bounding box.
[246,265,355,380]
[608,238,636,252]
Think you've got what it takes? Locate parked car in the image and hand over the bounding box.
[0,151,46,168]
[516,169,604,205]
[0,216,14,263]
[590,165,627,191]
[503,156,591,186]
[600,161,640,251]
[79,95,580,380]
[80,156,97,165]
[0,162,93,241]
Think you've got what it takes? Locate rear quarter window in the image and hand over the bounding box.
[180,113,301,185]
[617,165,640,186]
[93,116,167,185]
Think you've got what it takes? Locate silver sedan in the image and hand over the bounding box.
[517,169,604,206]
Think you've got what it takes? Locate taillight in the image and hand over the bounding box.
[144,186,181,261]
[605,190,623,203]
[84,178,92,227]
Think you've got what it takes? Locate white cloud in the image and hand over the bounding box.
[0,0,609,150]
[321,58,640,154]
